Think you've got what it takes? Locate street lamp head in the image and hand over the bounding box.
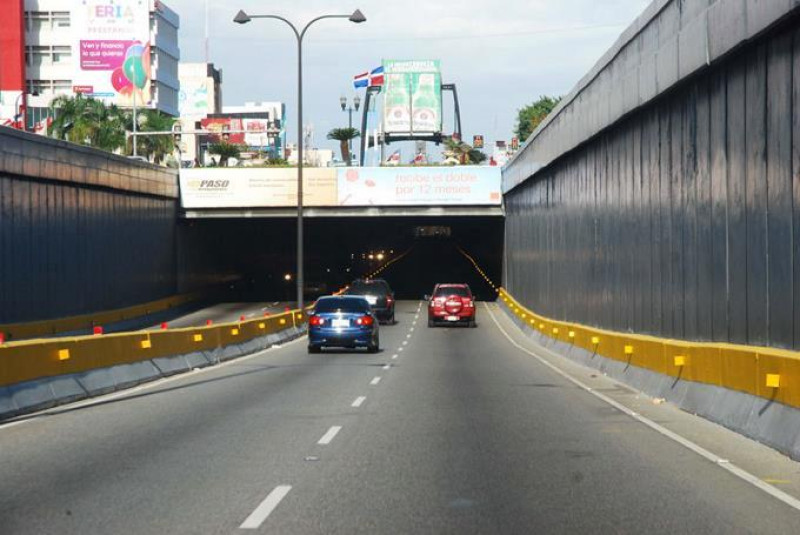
[340,96,347,111]
[233,10,251,24]
[349,9,366,23]
[354,94,361,111]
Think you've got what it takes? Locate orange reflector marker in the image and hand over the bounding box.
[140,339,152,349]
[592,336,600,345]
[206,319,213,326]
[766,374,781,388]
[296,313,303,320]
[674,355,686,367]
[568,330,575,339]
[258,323,266,329]
[552,327,559,335]
[93,326,103,336]
[193,334,203,342]
[280,319,287,325]
[57,349,70,361]
[624,345,634,355]
[231,328,239,336]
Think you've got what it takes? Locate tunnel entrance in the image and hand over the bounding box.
[178,216,504,302]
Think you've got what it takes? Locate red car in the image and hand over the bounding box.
[427,283,477,327]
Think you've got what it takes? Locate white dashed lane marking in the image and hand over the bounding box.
[370,377,382,386]
[239,485,292,530]
[318,426,342,445]
[351,396,366,408]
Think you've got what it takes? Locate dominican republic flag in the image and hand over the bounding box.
[353,66,385,89]
[369,66,384,87]
[353,71,369,89]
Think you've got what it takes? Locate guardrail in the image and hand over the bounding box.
[499,288,800,410]
[0,309,307,388]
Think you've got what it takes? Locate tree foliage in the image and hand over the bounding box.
[327,127,360,165]
[49,94,127,152]
[443,138,485,165]
[208,141,243,167]
[514,95,562,142]
[131,109,176,164]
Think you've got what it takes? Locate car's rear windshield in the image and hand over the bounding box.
[314,297,370,313]
[434,286,471,297]
[349,281,391,294]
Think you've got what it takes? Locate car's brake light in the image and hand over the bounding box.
[356,315,374,326]
[309,316,324,326]
[386,294,394,304]
[463,299,474,308]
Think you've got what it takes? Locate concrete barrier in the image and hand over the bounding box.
[0,310,307,420]
[498,290,800,460]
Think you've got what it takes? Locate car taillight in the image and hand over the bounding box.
[386,294,394,304]
[463,299,474,308]
[356,315,374,326]
[309,316,324,326]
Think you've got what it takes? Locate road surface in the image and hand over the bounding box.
[2,301,800,533]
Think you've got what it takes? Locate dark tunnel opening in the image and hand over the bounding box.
[178,216,504,303]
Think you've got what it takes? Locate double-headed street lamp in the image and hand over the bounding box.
[340,95,361,157]
[234,8,366,310]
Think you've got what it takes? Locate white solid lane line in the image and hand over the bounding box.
[484,304,800,514]
[318,426,342,445]
[352,396,366,408]
[370,377,382,386]
[239,485,292,530]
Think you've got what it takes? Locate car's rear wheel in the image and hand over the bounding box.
[368,335,380,353]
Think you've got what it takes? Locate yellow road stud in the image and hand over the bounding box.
[766,374,781,388]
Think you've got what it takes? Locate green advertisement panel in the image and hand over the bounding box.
[382,60,442,135]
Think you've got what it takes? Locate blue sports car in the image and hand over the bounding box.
[308,296,380,353]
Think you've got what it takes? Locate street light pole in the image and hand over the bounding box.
[339,95,361,162]
[234,8,366,310]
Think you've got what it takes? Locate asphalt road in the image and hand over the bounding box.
[2,301,800,534]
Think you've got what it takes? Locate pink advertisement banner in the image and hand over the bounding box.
[79,40,133,71]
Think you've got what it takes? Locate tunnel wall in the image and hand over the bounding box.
[504,4,800,350]
[0,127,180,324]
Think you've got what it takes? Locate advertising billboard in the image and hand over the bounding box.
[382,60,442,135]
[178,80,210,116]
[71,0,152,106]
[337,167,501,206]
[180,168,338,209]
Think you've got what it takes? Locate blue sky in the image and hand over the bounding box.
[170,0,651,157]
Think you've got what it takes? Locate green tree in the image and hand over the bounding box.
[327,127,360,166]
[49,94,126,152]
[131,109,176,164]
[208,141,243,167]
[514,95,562,142]
[443,138,485,165]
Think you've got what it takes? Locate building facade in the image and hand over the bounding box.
[178,62,222,162]
[0,0,180,130]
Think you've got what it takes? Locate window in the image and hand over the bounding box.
[52,46,71,63]
[52,12,70,28]
[53,80,72,92]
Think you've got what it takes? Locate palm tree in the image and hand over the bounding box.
[208,141,242,167]
[129,109,176,164]
[49,94,126,152]
[327,127,360,166]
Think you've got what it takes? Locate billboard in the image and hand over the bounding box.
[178,79,210,116]
[382,60,442,134]
[180,168,338,209]
[337,167,501,206]
[71,0,152,106]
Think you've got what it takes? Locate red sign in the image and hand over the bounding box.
[201,118,245,143]
[73,85,95,94]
